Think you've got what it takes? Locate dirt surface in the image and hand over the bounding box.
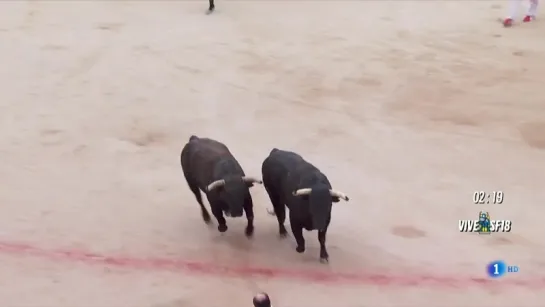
[1,1,545,306]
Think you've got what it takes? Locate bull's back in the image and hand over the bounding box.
[262,149,305,191]
[181,136,234,184]
[263,148,299,176]
[268,150,331,190]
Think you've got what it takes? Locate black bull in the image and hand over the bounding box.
[261,148,349,262]
[180,135,262,237]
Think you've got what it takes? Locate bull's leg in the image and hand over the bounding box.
[211,203,228,233]
[192,186,212,223]
[243,196,254,237]
[208,0,215,13]
[318,230,329,262]
[290,222,305,253]
[183,173,211,224]
[275,205,288,237]
[264,186,287,237]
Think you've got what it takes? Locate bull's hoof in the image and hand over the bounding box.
[245,226,254,237]
[218,224,228,232]
[296,245,305,253]
[206,7,215,14]
[279,227,288,238]
[320,250,329,263]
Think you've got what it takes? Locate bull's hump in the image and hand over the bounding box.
[185,138,233,163]
[189,135,199,142]
[300,169,330,187]
[202,138,228,149]
[270,149,302,160]
[214,157,244,177]
[191,138,230,153]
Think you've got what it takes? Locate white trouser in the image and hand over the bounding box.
[507,0,539,18]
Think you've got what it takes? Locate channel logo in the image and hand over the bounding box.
[487,260,519,278]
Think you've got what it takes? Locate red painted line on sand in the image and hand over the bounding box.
[0,240,542,288]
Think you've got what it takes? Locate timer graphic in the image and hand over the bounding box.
[473,191,504,204]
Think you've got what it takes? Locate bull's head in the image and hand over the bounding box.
[206,176,262,217]
[292,186,349,231]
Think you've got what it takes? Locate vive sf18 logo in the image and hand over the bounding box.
[459,211,512,233]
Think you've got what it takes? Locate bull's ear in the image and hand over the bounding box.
[332,196,341,203]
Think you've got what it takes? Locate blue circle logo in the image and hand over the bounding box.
[487,260,506,278]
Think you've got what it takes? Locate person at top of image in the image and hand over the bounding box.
[503,0,539,26]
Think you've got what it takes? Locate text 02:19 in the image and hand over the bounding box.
[473,191,504,204]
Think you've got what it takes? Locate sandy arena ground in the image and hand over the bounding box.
[1,1,545,306]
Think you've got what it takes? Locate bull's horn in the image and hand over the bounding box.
[242,176,263,184]
[293,188,312,196]
[206,179,225,192]
[329,189,349,201]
